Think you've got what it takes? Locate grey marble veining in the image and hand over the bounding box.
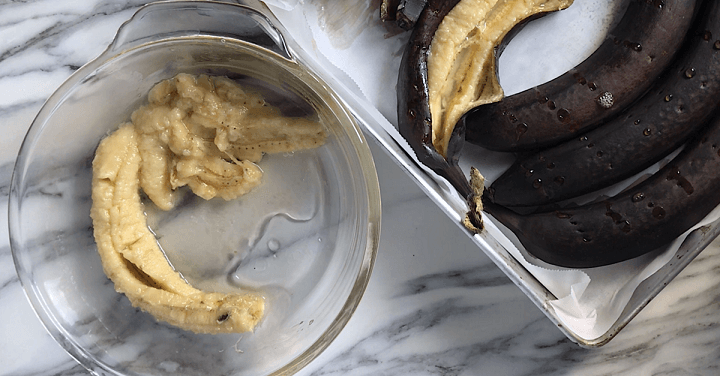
[3,1,720,376]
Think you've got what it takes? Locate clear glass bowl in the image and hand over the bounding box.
[8,2,380,375]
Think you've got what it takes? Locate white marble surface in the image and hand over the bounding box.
[2,1,720,375]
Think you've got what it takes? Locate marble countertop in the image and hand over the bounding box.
[2,1,720,375]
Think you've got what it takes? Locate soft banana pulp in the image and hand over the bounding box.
[90,74,327,334]
[427,0,574,156]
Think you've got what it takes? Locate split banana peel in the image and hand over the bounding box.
[428,0,574,157]
[397,0,573,232]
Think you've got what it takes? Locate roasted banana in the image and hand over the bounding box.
[463,0,700,152]
[484,109,720,268]
[397,0,573,200]
[489,0,720,207]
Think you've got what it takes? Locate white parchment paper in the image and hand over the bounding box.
[263,0,716,341]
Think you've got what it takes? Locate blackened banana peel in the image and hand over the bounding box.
[399,0,720,269]
[397,0,468,195]
[485,110,720,268]
[483,0,720,268]
[463,0,701,152]
[490,0,717,208]
[397,0,573,231]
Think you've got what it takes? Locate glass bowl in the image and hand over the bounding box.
[8,1,380,375]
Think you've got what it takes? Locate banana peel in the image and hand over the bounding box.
[428,0,574,157]
[397,0,573,231]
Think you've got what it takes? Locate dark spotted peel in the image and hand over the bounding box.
[396,0,471,197]
[485,111,720,268]
[489,0,720,208]
[462,0,701,152]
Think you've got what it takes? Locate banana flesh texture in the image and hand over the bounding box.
[428,0,574,157]
[91,125,265,334]
[90,74,327,334]
[134,74,326,207]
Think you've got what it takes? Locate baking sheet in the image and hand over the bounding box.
[261,0,715,342]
